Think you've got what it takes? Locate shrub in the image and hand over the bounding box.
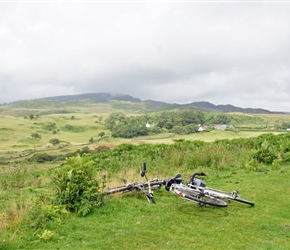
[49,138,60,145]
[31,133,41,139]
[50,155,105,216]
[28,153,55,163]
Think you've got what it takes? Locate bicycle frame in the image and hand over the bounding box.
[189,184,238,199]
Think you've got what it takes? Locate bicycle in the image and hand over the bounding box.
[165,172,254,207]
[188,172,255,206]
[165,173,228,207]
[105,163,164,203]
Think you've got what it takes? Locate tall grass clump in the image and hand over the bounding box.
[90,133,290,179]
[0,191,36,248]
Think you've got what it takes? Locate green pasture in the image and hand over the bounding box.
[0,114,111,159]
[1,106,290,249]
[1,164,290,249]
[1,112,288,160]
[133,130,284,144]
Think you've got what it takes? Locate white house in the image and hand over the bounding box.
[198,124,208,131]
[214,124,229,130]
[146,123,154,128]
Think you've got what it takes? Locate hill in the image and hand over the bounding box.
[42,93,142,103]
[0,92,283,116]
[38,93,282,114]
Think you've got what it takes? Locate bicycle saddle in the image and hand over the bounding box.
[165,174,183,191]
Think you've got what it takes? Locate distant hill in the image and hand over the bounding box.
[41,93,279,114]
[1,92,282,115]
[43,93,142,103]
[180,101,275,114]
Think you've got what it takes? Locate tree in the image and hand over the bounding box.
[183,124,199,134]
[104,112,127,130]
[98,132,105,138]
[180,110,204,126]
[31,133,42,139]
[164,121,174,130]
[171,125,184,135]
[98,116,103,123]
[111,122,148,138]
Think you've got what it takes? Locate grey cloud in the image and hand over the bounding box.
[1,2,290,111]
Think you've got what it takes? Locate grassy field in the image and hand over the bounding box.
[133,130,285,144]
[1,106,290,249]
[1,165,289,249]
[1,112,289,160]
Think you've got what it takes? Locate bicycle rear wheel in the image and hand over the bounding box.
[173,185,228,207]
[184,194,228,207]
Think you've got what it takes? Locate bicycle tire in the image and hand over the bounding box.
[233,197,254,206]
[173,185,228,207]
[184,194,228,207]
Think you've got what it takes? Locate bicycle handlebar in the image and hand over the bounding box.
[140,162,147,177]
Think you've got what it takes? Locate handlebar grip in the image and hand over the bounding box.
[143,162,147,172]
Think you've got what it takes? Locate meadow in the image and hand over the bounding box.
[1,159,290,249]
[0,111,287,160]
[1,104,290,249]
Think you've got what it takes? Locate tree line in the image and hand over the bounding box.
[104,110,264,138]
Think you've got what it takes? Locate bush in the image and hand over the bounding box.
[49,138,60,145]
[28,153,55,163]
[50,155,105,216]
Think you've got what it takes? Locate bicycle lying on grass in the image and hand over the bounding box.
[165,172,255,207]
[105,163,254,208]
[105,163,165,204]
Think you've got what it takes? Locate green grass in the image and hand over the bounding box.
[0,113,113,159]
[133,130,285,144]
[2,167,289,249]
[0,112,287,160]
[1,107,290,249]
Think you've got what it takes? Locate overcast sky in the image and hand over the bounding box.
[1,1,290,111]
